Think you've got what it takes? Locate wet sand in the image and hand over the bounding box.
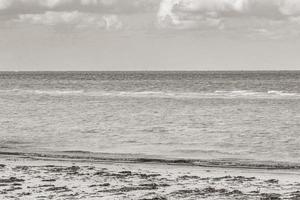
[0,155,300,200]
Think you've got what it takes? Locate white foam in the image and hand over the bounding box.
[1,89,299,99]
[0,89,84,95]
[267,90,298,96]
[33,90,84,95]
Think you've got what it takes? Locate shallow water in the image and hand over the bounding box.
[0,71,299,165]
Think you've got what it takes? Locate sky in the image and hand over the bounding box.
[1,0,300,71]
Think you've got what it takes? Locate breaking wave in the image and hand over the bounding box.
[0,89,299,99]
[1,150,300,170]
[0,89,84,96]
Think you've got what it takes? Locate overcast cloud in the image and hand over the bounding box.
[1,0,300,33]
[1,0,300,70]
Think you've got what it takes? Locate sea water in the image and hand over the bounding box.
[0,71,299,165]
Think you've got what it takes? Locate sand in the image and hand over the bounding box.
[0,154,300,200]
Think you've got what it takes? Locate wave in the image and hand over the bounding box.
[0,89,299,99]
[0,89,84,96]
[173,149,240,156]
[267,90,299,96]
[96,90,300,99]
[33,90,84,95]
[1,150,300,170]
[214,90,300,97]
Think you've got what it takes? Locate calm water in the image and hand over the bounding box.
[0,71,299,164]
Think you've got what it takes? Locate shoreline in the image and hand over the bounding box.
[1,150,300,170]
[0,154,300,199]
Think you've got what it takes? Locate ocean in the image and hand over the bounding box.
[0,71,299,167]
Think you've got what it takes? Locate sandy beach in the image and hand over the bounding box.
[0,154,299,200]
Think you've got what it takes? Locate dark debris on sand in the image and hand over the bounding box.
[0,177,25,183]
[0,162,299,200]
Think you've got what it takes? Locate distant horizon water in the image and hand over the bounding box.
[1,70,300,72]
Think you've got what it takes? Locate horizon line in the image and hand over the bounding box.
[0,69,300,72]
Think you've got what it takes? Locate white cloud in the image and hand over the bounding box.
[80,0,98,5]
[2,0,300,36]
[280,0,300,15]
[37,0,72,8]
[0,0,159,12]
[0,0,12,9]
[102,14,122,30]
[15,11,122,30]
[157,0,300,29]
[0,0,72,9]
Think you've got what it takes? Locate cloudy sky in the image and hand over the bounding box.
[1,0,300,71]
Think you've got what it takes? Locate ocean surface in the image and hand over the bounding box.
[0,71,299,166]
